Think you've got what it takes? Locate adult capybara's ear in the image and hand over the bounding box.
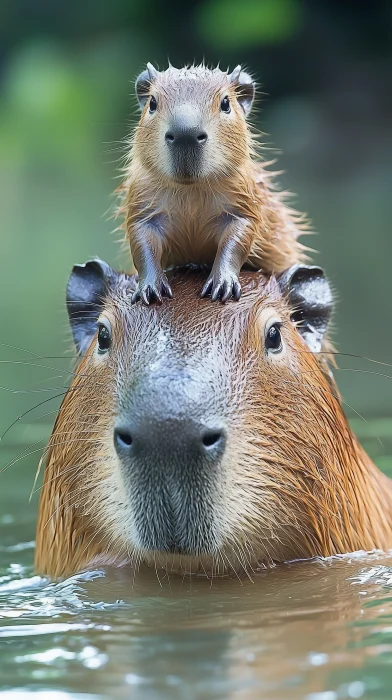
[278,265,333,353]
[66,259,116,355]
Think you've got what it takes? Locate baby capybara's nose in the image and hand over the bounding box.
[165,127,208,147]
[164,104,208,148]
[114,420,226,463]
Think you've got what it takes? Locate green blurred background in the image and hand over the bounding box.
[0,0,391,477]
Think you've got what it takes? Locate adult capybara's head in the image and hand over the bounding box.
[41,260,387,579]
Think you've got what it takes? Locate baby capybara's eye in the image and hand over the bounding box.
[149,95,157,113]
[220,96,231,113]
[265,323,282,353]
[97,323,112,353]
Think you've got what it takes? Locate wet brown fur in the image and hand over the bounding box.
[35,270,392,579]
[117,65,307,284]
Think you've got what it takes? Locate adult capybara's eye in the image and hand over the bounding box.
[97,323,112,353]
[149,96,157,113]
[265,323,283,354]
[220,96,231,113]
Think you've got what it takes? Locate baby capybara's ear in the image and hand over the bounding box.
[135,62,159,109]
[278,265,333,353]
[66,258,116,355]
[228,65,255,116]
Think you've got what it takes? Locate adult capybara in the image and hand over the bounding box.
[35,262,392,578]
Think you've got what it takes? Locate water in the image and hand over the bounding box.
[1,425,392,700]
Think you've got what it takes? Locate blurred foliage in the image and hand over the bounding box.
[197,0,301,48]
[0,0,391,473]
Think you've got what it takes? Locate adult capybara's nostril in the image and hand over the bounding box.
[201,428,225,450]
[113,426,133,450]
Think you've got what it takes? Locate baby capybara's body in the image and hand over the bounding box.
[118,64,307,304]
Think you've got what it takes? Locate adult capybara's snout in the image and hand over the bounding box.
[113,379,227,554]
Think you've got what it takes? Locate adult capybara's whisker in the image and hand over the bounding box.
[316,350,392,368]
[0,342,77,359]
[0,392,68,442]
[1,437,100,475]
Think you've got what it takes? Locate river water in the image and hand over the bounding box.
[1,423,392,699]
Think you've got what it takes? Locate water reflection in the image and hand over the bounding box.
[1,549,392,699]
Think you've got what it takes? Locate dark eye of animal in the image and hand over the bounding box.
[220,96,231,113]
[149,96,157,113]
[265,323,282,353]
[97,324,111,353]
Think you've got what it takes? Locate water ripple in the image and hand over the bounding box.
[0,569,125,622]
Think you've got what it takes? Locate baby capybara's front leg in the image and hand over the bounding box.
[130,217,172,306]
[201,214,253,302]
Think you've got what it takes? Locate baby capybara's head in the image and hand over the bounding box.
[133,63,255,183]
[35,262,354,579]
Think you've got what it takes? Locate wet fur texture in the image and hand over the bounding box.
[35,270,392,579]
